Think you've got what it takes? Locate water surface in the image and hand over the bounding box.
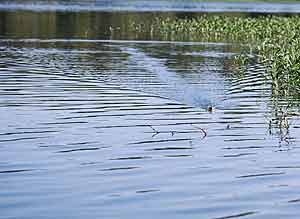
[1,0,300,13]
[1,6,300,219]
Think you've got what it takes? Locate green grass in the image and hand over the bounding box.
[146,15,300,96]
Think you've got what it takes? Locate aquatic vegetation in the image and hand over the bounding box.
[140,15,300,93]
[149,125,207,139]
[268,104,291,144]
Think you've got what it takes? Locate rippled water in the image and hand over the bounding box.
[2,5,300,219]
[1,0,300,13]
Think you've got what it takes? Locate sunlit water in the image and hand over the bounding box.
[1,5,300,219]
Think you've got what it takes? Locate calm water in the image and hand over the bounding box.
[1,3,300,219]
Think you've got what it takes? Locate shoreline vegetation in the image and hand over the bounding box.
[132,15,300,97]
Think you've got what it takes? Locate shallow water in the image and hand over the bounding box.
[1,6,300,219]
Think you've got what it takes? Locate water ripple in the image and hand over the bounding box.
[1,39,300,219]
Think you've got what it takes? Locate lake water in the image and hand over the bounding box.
[1,0,300,13]
[1,2,300,219]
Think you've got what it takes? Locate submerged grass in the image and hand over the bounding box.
[132,15,300,95]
